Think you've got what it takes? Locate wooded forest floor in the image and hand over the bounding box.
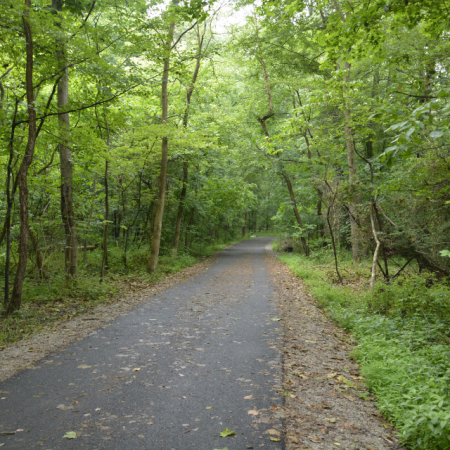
[0,238,403,449]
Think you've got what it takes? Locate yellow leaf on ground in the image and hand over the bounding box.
[248,410,259,416]
[270,437,281,442]
[266,429,281,436]
[244,395,253,399]
[337,375,352,385]
[133,368,141,372]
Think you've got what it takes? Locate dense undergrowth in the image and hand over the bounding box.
[0,236,250,347]
[276,242,450,450]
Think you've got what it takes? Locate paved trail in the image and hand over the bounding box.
[0,238,284,450]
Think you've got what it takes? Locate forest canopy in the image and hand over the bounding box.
[0,0,449,307]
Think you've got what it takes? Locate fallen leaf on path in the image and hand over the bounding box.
[220,428,236,437]
[248,410,259,416]
[270,437,281,442]
[63,431,77,439]
[243,395,253,399]
[266,429,281,436]
[326,372,338,379]
[337,375,353,386]
[271,318,282,321]
[325,418,337,423]
[77,365,91,369]
[133,368,141,372]
[206,406,212,409]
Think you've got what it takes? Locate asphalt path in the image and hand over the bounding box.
[0,237,284,450]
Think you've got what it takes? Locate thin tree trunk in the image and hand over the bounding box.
[28,226,45,280]
[83,174,97,263]
[327,206,342,284]
[172,25,208,258]
[53,0,77,279]
[172,163,188,257]
[148,21,176,273]
[185,209,195,248]
[281,172,310,255]
[242,210,248,237]
[100,105,110,282]
[256,39,309,255]
[342,62,360,262]
[3,100,18,306]
[7,0,36,314]
[370,204,381,288]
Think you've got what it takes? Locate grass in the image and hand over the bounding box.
[0,238,241,348]
[276,243,450,450]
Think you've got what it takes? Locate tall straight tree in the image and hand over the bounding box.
[7,0,37,314]
[53,0,78,278]
[172,23,211,258]
[147,17,176,273]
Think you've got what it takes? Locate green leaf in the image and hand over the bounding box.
[430,130,444,138]
[220,428,236,437]
[63,431,77,439]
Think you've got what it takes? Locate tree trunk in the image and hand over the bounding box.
[185,209,194,248]
[7,0,36,314]
[28,226,45,280]
[242,210,248,237]
[342,62,361,262]
[171,25,206,258]
[3,101,18,306]
[100,159,109,282]
[172,163,188,257]
[53,0,77,279]
[100,105,110,282]
[83,174,97,263]
[147,22,176,273]
[256,43,309,256]
[369,204,381,288]
[281,172,310,255]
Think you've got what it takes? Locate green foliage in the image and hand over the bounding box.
[279,249,450,449]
